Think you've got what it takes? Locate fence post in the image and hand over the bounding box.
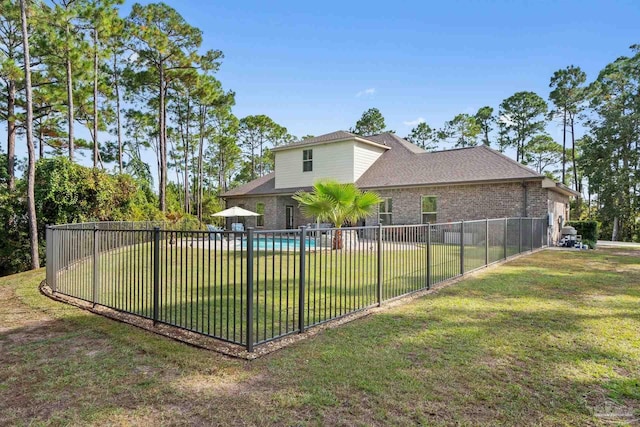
[518,217,522,254]
[152,227,160,325]
[45,226,51,290]
[485,218,489,266]
[503,218,508,260]
[460,220,465,275]
[377,224,383,306]
[426,223,431,290]
[246,228,254,352]
[92,225,99,307]
[298,226,307,333]
[531,218,535,251]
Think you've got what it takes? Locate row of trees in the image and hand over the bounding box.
[1,0,638,272]
[1,1,304,272]
[347,48,639,241]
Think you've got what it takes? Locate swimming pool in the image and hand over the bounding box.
[243,236,316,250]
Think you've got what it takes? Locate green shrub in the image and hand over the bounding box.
[35,157,160,226]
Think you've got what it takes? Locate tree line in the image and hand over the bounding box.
[1,0,639,274]
[0,0,303,273]
[348,49,640,242]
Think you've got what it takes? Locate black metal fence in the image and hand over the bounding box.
[46,217,548,351]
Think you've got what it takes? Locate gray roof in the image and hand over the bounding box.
[357,136,542,188]
[223,131,544,198]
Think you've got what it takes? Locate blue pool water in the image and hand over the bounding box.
[243,236,316,250]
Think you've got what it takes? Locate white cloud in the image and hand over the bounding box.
[403,117,425,126]
[356,87,376,97]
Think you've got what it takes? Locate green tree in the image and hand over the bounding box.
[38,0,92,161]
[498,91,548,162]
[549,65,587,190]
[192,73,233,221]
[351,107,386,136]
[238,114,287,180]
[82,0,124,168]
[438,113,481,147]
[525,135,562,175]
[0,0,23,190]
[581,46,640,241]
[20,0,39,268]
[127,2,220,212]
[474,106,494,146]
[406,122,437,150]
[292,180,382,249]
[207,109,240,192]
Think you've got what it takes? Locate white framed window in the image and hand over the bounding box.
[303,149,313,172]
[379,198,392,225]
[421,195,437,224]
[256,202,265,227]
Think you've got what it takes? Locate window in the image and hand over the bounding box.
[256,202,265,227]
[303,149,313,172]
[379,198,392,225]
[421,196,437,224]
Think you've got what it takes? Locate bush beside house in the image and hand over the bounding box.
[567,220,600,249]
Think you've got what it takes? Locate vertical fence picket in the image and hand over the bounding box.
[153,227,160,325]
[377,224,382,306]
[460,220,465,275]
[485,219,489,267]
[92,225,99,306]
[246,228,254,352]
[298,226,307,333]
[426,223,431,289]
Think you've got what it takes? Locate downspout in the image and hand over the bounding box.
[522,180,528,217]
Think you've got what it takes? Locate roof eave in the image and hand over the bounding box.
[542,178,581,197]
[357,177,545,191]
[227,177,546,197]
[271,136,390,152]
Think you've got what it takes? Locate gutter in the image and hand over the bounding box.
[223,177,547,199]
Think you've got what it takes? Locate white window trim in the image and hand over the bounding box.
[302,149,313,172]
[256,202,265,227]
[379,197,392,225]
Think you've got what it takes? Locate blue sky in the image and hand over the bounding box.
[144,0,638,140]
[6,0,640,169]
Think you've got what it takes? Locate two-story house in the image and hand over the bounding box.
[222,131,579,243]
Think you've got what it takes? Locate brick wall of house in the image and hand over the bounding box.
[224,181,569,230]
[365,181,553,225]
[223,195,311,230]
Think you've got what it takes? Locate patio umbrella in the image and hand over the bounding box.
[212,206,261,230]
[212,206,261,218]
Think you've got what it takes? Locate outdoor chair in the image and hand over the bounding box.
[231,222,245,232]
[206,224,224,240]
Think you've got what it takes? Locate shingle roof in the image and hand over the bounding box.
[356,135,543,188]
[222,131,544,198]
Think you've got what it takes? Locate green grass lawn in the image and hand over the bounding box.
[3,248,638,425]
[55,240,501,346]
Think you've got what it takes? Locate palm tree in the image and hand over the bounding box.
[292,180,382,249]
